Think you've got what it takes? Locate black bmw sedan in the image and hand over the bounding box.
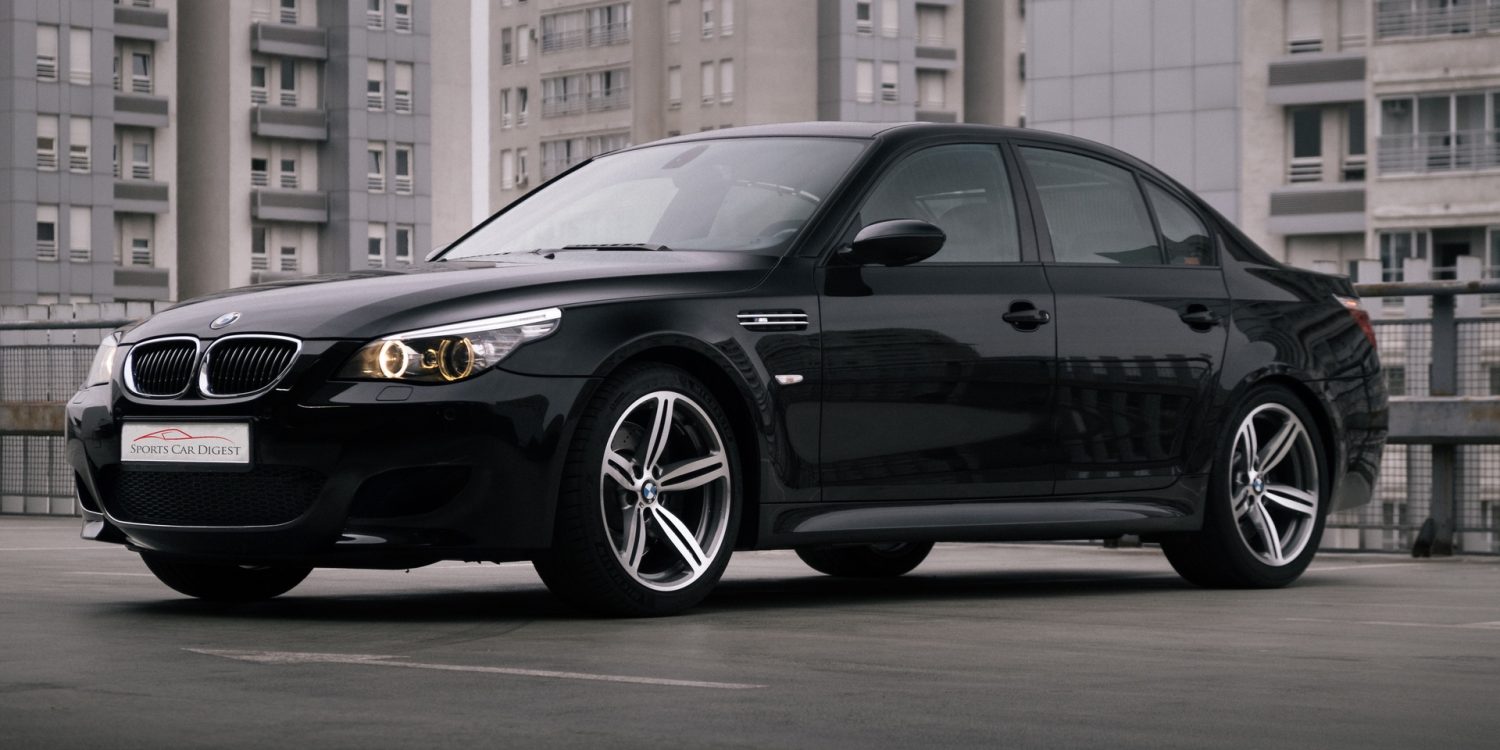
[67,123,1386,616]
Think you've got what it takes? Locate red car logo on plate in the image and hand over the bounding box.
[132,428,232,443]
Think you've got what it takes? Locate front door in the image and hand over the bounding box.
[1016,144,1230,495]
[818,143,1058,502]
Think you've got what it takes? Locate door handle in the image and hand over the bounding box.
[1002,301,1051,331]
[1179,304,1221,330]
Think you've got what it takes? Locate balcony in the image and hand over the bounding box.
[1378,130,1500,174]
[542,94,585,118]
[1375,1,1500,40]
[114,5,170,41]
[251,189,327,223]
[114,180,170,214]
[113,265,170,301]
[251,22,328,60]
[587,89,629,113]
[1267,184,1366,235]
[251,106,328,141]
[1266,53,1366,105]
[115,91,170,128]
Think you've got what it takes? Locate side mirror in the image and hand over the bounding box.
[844,219,946,267]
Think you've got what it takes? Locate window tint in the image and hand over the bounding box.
[858,144,1020,263]
[1144,182,1214,266]
[1021,147,1160,265]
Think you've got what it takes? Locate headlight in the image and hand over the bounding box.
[84,333,121,388]
[336,307,562,383]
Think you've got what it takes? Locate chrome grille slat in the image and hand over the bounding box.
[124,338,200,397]
[201,335,301,398]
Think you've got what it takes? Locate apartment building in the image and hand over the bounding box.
[0,0,178,305]
[1026,0,1500,283]
[431,0,1024,245]
[176,0,431,300]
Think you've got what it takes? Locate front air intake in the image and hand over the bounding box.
[200,335,301,398]
[124,337,201,397]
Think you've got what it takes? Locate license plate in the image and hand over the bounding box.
[121,422,251,465]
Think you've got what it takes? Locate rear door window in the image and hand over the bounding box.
[1020,147,1161,265]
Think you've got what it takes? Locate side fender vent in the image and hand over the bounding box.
[737,310,808,332]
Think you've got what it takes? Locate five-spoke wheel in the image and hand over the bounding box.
[1164,385,1327,588]
[534,364,740,616]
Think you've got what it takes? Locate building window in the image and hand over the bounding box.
[543,74,583,116]
[69,207,91,263]
[701,0,715,37]
[69,117,91,173]
[881,62,898,103]
[1378,91,1499,174]
[395,144,413,194]
[586,3,631,46]
[368,144,386,192]
[501,27,514,65]
[700,62,715,104]
[516,147,529,185]
[36,116,58,171]
[251,64,268,104]
[585,132,630,158]
[368,223,386,268]
[917,4,945,45]
[541,138,582,180]
[280,0,299,25]
[131,51,152,94]
[394,62,413,113]
[252,226,269,270]
[279,59,297,106]
[667,66,682,107]
[881,0,898,37]
[395,225,413,264]
[517,24,531,63]
[280,245,298,273]
[251,157,269,187]
[501,149,515,189]
[856,0,873,33]
[1344,102,1367,181]
[37,206,59,261]
[394,1,412,32]
[367,0,385,31]
[587,68,630,111]
[131,142,152,180]
[69,29,92,85]
[721,0,734,35]
[279,157,298,189]
[1379,229,1429,281]
[500,88,513,127]
[131,237,152,267]
[36,25,59,81]
[917,69,945,109]
[668,0,682,42]
[856,60,874,104]
[367,60,385,111]
[1286,0,1324,53]
[517,87,529,125]
[719,59,734,104]
[1288,107,1322,182]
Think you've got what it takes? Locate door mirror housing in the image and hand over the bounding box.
[845,219,946,267]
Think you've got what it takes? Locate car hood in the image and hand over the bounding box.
[124,250,779,342]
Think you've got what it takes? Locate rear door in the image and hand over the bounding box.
[1015,144,1230,495]
[817,141,1058,502]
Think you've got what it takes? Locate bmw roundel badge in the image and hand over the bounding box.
[210,312,241,330]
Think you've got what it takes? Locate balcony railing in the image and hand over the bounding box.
[252,87,268,105]
[37,56,58,81]
[131,246,152,266]
[368,175,385,192]
[36,241,58,261]
[251,170,269,187]
[541,29,585,52]
[394,91,412,113]
[367,91,384,110]
[280,7,298,24]
[131,163,152,180]
[69,151,91,173]
[69,247,90,263]
[1376,1,1500,39]
[542,94,585,117]
[588,88,629,112]
[394,175,413,194]
[69,68,91,85]
[37,151,58,171]
[1378,130,1500,174]
[395,14,412,32]
[917,33,947,46]
[1288,156,1323,183]
[279,173,299,189]
[1287,37,1324,54]
[588,22,629,46]
[131,77,152,94]
[367,10,384,30]
[280,91,298,107]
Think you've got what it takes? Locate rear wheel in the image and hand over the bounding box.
[140,554,311,601]
[1163,385,1327,588]
[533,364,740,617]
[795,541,934,578]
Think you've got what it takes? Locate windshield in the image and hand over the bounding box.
[442,137,868,259]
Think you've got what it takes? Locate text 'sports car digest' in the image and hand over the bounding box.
[67,124,1387,616]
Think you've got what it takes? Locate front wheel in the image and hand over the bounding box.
[1163,385,1327,588]
[796,542,934,578]
[533,364,740,617]
[141,554,311,601]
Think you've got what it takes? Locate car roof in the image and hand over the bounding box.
[636,121,1162,178]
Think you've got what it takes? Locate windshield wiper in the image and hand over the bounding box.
[562,243,672,252]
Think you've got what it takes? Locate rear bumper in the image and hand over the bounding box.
[67,367,594,566]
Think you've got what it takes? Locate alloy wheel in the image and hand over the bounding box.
[1228,403,1321,566]
[599,390,733,592]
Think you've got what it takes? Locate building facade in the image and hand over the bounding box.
[431,0,1024,246]
[177,0,432,300]
[0,0,178,305]
[1026,0,1500,282]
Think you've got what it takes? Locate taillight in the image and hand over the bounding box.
[1335,295,1377,349]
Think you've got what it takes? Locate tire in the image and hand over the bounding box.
[533,364,741,617]
[795,542,934,578]
[140,554,311,602]
[1163,384,1328,588]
